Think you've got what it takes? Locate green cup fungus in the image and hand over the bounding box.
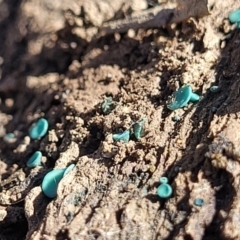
[194,198,204,206]
[157,177,172,199]
[172,115,180,121]
[210,86,219,93]
[27,151,42,168]
[113,130,130,143]
[3,133,15,143]
[133,119,147,140]
[42,164,75,198]
[167,85,200,110]
[63,164,75,177]
[101,97,115,114]
[29,118,49,139]
[229,9,240,28]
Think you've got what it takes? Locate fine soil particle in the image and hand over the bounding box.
[1,0,240,239]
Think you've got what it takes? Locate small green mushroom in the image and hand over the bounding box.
[3,133,15,143]
[172,115,180,121]
[194,198,204,206]
[41,164,75,198]
[157,177,172,199]
[133,119,147,140]
[101,97,115,114]
[29,118,49,140]
[167,85,200,110]
[210,86,219,93]
[27,151,42,168]
[229,9,240,28]
[229,9,240,25]
[112,130,130,143]
[63,164,75,177]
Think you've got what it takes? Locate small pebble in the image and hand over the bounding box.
[5,98,14,107]
[174,166,180,172]
[127,29,136,38]
[167,85,200,110]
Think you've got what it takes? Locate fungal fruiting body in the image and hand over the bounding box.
[29,118,49,139]
[157,177,172,198]
[133,119,147,140]
[41,164,75,198]
[112,130,130,143]
[194,198,204,206]
[167,85,200,110]
[27,151,42,168]
[101,97,114,114]
[229,9,240,28]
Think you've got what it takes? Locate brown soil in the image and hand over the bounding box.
[1,0,240,239]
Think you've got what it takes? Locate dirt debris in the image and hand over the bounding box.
[1,0,240,240]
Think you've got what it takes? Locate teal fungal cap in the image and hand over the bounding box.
[194,198,204,206]
[172,115,180,121]
[211,106,217,113]
[113,130,130,143]
[210,86,219,93]
[42,168,65,198]
[42,164,75,198]
[133,119,147,140]
[3,133,15,142]
[27,151,42,168]
[159,177,168,184]
[101,97,114,114]
[229,9,240,23]
[63,164,75,177]
[157,177,172,198]
[29,118,49,139]
[167,85,200,110]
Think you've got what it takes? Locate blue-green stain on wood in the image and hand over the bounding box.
[113,130,130,143]
[29,118,49,139]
